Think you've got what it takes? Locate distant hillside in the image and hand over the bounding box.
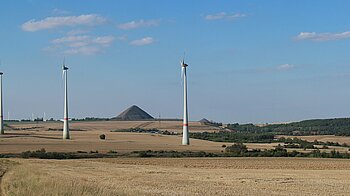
[227,118,350,136]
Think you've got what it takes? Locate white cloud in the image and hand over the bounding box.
[68,41,89,48]
[277,64,295,70]
[21,14,107,32]
[64,46,101,55]
[295,31,350,41]
[93,36,115,46]
[129,37,154,46]
[205,12,226,20]
[66,29,89,35]
[205,12,246,21]
[49,35,115,55]
[51,9,70,15]
[52,35,90,44]
[117,35,128,41]
[253,64,295,73]
[118,19,160,30]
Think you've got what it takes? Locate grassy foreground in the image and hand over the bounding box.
[1,157,350,195]
[1,161,122,195]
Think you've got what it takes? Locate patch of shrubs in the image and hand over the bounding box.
[20,148,77,159]
[224,143,350,159]
[0,154,11,158]
[190,131,275,143]
[19,148,116,159]
[132,150,218,158]
[111,128,178,135]
[131,143,350,159]
[277,137,349,149]
[225,143,247,153]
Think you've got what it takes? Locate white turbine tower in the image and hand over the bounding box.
[0,71,4,134]
[181,58,189,145]
[62,62,70,139]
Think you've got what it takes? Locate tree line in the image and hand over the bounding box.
[227,118,350,136]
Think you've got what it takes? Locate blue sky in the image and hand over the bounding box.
[1,0,350,123]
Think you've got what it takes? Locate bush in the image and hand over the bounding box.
[99,134,106,140]
[19,149,77,159]
[190,131,275,143]
[225,143,247,153]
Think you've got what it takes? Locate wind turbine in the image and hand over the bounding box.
[62,61,70,139]
[0,71,4,134]
[181,58,189,145]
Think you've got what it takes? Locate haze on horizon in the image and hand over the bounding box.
[1,0,350,124]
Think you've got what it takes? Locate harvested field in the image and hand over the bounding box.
[0,121,350,195]
[0,121,349,154]
[2,157,350,195]
[0,121,225,154]
[0,131,225,154]
[6,120,219,133]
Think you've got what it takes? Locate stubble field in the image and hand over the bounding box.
[0,121,224,154]
[1,157,350,195]
[0,121,350,195]
[0,121,349,154]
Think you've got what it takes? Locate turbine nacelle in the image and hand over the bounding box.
[62,57,69,70]
[181,60,188,68]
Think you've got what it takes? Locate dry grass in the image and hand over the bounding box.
[6,120,219,133]
[1,121,350,195]
[1,163,123,196]
[2,157,350,196]
[0,121,349,154]
[0,121,223,154]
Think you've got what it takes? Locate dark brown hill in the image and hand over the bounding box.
[113,105,154,120]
